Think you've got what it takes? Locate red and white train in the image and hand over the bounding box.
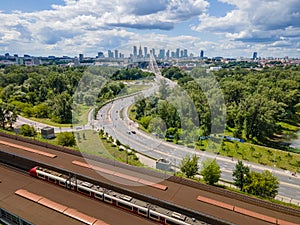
[29,166,208,225]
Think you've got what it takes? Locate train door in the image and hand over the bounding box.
[160,216,165,224]
[133,207,138,214]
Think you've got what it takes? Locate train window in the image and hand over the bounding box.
[104,196,112,203]
[95,193,103,200]
[149,213,159,220]
[48,177,56,183]
[117,202,133,211]
[37,174,45,179]
[78,187,91,196]
[138,209,147,216]
[166,219,180,225]
[59,181,65,186]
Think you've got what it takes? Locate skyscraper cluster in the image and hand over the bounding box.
[101,46,207,59]
[131,45,192,59]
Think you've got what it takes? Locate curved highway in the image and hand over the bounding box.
[14,76,300,204]
[95,77,300,204]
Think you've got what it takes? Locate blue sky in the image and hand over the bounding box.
[0,0,299,58]
[0,0,64,12]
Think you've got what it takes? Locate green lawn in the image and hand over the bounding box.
[72,105,92,126]
[27,104,92,127]
[75,130,143,166]
[196,139,300,172]
[27,117,72,127]
[125,83,151,95]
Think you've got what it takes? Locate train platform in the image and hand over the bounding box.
[0,165,156,225]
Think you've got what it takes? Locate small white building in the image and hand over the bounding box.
[156,158,171,171]
[41,126,55,139]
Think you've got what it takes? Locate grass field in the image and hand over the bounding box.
[196,138,300,172]
[75,130,143,166]
[124,83,151,95]
[128,104,300,173]
[27,104,91,127]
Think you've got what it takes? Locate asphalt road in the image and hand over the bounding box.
[95,79,300,204]
[14,77,300,204]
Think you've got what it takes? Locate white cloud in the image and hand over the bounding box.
[0,0,298,57]
[191,0,300,57]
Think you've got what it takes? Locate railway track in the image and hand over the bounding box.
[0,132,299,225]
[0,164,157,225]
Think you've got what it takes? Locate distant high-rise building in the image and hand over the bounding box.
[180,50,184,58]
[108,50,114,58]
[138,45,143,57]
[176,48,180,58]
[183,49,188,58]
[152,48,156,57]
[97,52,104,58]
[252,52,258,60]
[158,49,165,59]
[79,54,84,61]
[133,46,137,57]
[171,51,175,58]
[144,47,148,58]
[200,50,204,58]
[115,50,118,59]
[166,50,170,58]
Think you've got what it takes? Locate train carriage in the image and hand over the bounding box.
[28,166,204,225]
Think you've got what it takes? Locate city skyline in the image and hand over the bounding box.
[0,0,299,58]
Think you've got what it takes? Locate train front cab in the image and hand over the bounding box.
[29,167,38,177]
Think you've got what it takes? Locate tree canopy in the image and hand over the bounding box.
[243,170,279,198]
[232,160,250,191]
[180,154,199,178]
[134,65,300,149]
[0,102,18,129]
[19,124,36,137]
[200,158,221,185]
[56,132,76,147]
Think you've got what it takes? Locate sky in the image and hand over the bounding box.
[0,0,299,58]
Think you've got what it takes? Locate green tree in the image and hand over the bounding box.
[56,132,76,147]
[244,170,279,198]
[180,154,199,178]
[33,102,49,118]
[232,160,250,191]
[134,95,146,120]
[19,124,36,137]
[50,92,73,123]
[200,158,221,185]
[0,102,18,129]
[6,104,18,128]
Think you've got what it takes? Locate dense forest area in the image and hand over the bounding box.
[0,65,153,126]
[132,66,300,148]
[0,64,299,148]
[0,65,85,124]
